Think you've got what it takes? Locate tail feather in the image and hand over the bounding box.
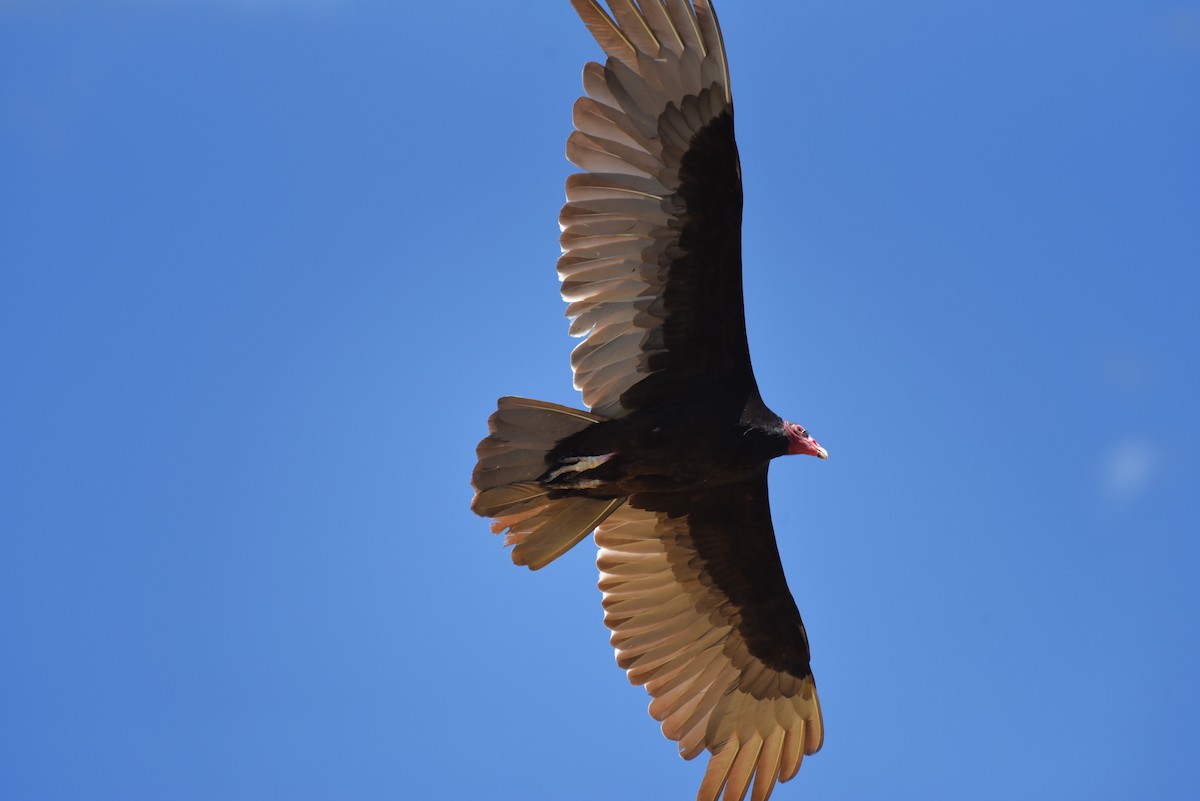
[473,481,554,519]
[472,397,606,492]
[472,396,626,570]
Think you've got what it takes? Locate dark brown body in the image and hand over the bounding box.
[545,394,790,496]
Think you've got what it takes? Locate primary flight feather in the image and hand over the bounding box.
[471,3,828,799]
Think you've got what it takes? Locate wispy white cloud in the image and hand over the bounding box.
[1100,436,1159,504]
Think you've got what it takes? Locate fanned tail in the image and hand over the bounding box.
[472,396,626,570]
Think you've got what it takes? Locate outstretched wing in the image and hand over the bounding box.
[561,0,758,418]
[595,473,823,801]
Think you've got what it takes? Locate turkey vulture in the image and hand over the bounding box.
[471,2,828,799]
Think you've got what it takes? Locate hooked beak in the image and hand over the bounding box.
[786,425,829,459]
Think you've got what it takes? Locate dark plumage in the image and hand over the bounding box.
[471,3,829,800]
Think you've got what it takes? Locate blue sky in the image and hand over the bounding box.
[2,1,1198,799]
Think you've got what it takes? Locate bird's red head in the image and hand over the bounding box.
[785,422,828,459]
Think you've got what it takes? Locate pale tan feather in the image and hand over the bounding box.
[595,504,822,801]
[606,0,660,55]
[638,0,685,55]
[581,61,622,111]
[511,496,625,570]
[750,730,785,801]
[723,734,763,801]
[779,720,806,782]
[567,131,661,177]
[693,0,731,101]
[560,0,732,417]
[569,0,638,68]
[663,0,706,58]
[697,742,737,801]
[645,641,724,698]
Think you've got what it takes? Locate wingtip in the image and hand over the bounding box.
[570,0,639,67]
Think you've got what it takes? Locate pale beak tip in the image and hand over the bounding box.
[817,447,829,460]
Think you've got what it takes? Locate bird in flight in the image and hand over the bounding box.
[471,2,828,799]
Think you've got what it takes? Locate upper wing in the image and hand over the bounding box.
[561,0,757,418]
[595,473,823,801]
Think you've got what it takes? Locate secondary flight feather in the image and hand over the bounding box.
[471,3,829,800]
